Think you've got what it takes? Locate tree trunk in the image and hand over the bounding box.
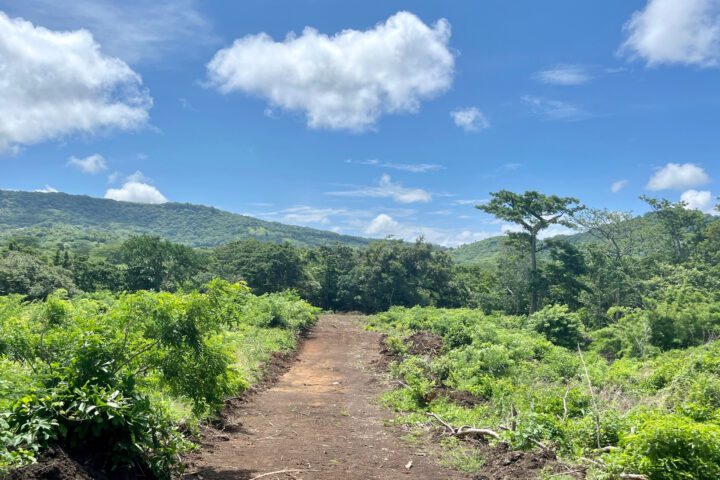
[530,234,538,314]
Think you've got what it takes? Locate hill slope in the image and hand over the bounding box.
[0,190,371,249]
[449,213,695,265]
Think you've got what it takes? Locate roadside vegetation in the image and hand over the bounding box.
[369,191,720,480]
[0,281,318,478]
[1,189,718,479]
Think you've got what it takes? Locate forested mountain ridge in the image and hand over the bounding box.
[0,190,371,248]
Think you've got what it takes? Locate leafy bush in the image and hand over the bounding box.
[371,306,720,479]
[0,281,318,477]
[529,304,585,349]
[606,413,720,480]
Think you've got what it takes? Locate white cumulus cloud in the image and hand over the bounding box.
[450,107,490,132]
[646,163,711,190]
[621,0,720,67]
[206,11,454,131]
[366,214,401,235]
[0,12,151,154]
[681,189,718,214]
[104,171,166,204]
[327,174,432,203]
[611,179,629,193]
[533,64,592,85]
[67,154,107,174]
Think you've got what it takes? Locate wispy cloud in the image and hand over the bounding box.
[35,185,59,193]
[611,179,629,193]
[521,95,591,122]
[346,159,444,173]
[533,64,592,85]
[327,174,432,203]
[364,213,495,247]
[67,154,108,174]
[450,107,490,132]
[280,206,352,226]
[5,0,217,64]
[451,199,487,206]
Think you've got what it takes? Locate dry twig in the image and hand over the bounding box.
[249,468,303,480]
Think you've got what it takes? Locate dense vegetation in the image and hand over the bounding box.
[1,188,718,478]
[370,305,720,479]
[0,233,459,314]
[0,190,370,248]
[0,282,318,477]
[367,192,720,479]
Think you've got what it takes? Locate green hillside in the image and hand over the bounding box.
[0,190,371,249]
[449,213,690,265]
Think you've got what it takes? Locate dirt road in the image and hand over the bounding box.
[184,314,470,480]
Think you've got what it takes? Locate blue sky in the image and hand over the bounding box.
[1,0,719,246]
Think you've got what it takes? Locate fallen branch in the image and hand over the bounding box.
[618,475,649,480]
[527,437,549,450]
[426,412,456,433]
[596,445,617,453]
[426,413,501,440]
[579,457,605,467]
[250,469,303,480]
[455,426,501,440]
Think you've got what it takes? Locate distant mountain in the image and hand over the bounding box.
[0,190,372,249]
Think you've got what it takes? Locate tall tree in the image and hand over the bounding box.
[477,190,582,313]
[571,208,643,314]
[119,235,201,292]
[211,239,307,295]
[641,196,708,263]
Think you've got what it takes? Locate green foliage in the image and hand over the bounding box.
[0,250,77,300]
[6,385,190,477]
[0,281,318,477]
[477,190,583,313]
[437,436,485,472]
[346,239,457,313]
[119,235,202,292]
[372,306,720,480]
[212,239,307,295]
[606,413,720,480]
[529,305,585,349]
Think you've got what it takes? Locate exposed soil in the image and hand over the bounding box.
[4,448,94,480]
[182,315,471,479]
[405,331,443,357]
[472,442,582,480]
[9,314,578,480]
[183,315,579,480]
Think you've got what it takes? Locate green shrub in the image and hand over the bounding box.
[5,385,189,478]
[529,305,585,349]
[607,413,720,480]
[0,281,319,477]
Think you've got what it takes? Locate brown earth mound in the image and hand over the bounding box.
[405,331,443,356]
[5,448,95,480]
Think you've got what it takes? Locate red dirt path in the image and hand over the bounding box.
[183,314,471,480]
